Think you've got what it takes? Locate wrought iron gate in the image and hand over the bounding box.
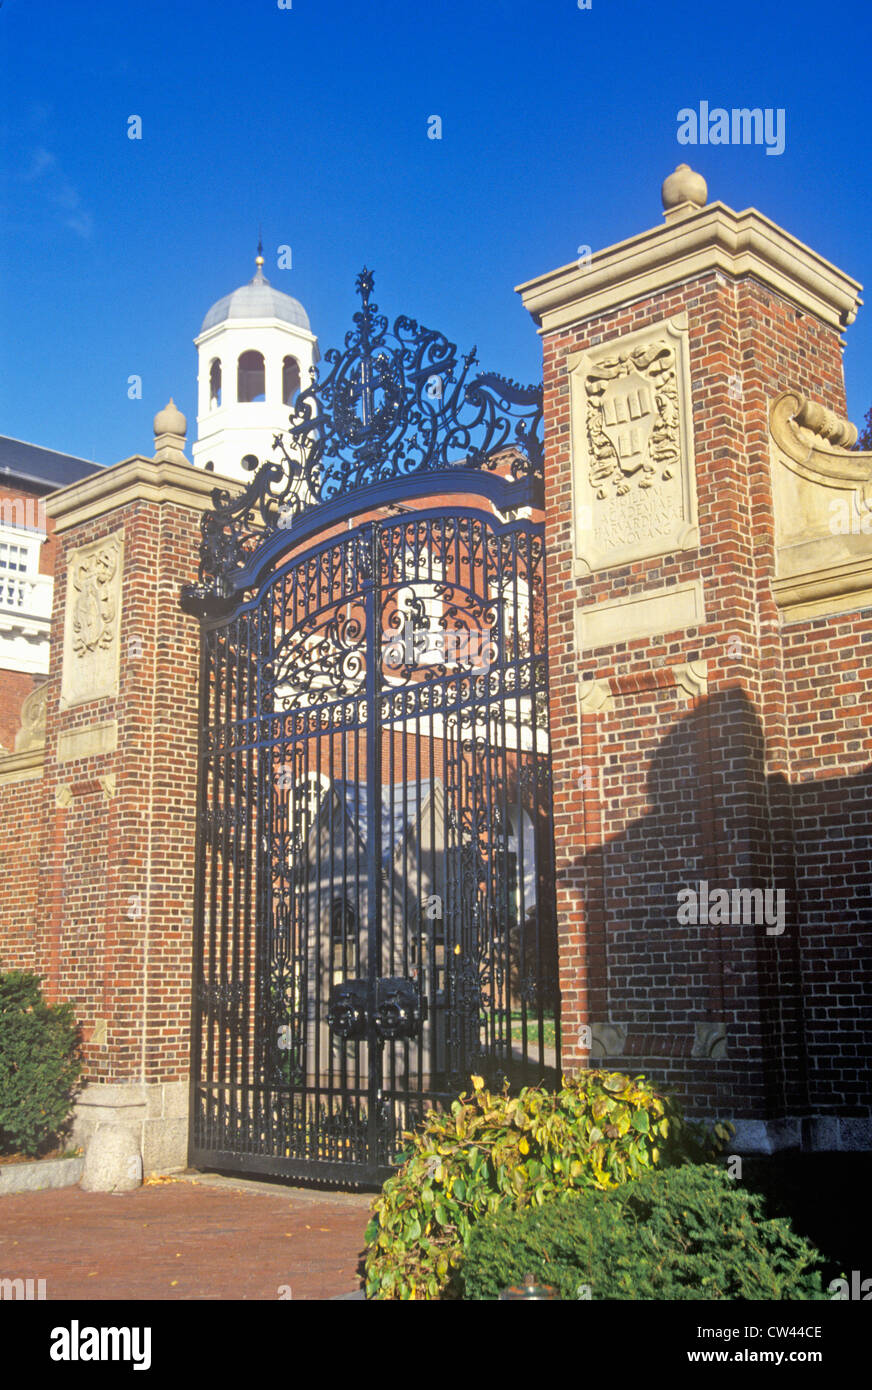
[182,270,558,1185]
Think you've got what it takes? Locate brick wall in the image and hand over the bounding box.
[783,612,872,1117]
[0,669,39,751]
[541,264,870,1133]
[0,479,203,1091]
[0,773,44,972]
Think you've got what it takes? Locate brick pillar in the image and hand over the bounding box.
[32,417,237,1172]
[518,165,866,1150]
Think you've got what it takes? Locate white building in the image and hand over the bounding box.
[192,245,319,481]
[0,437,103,682]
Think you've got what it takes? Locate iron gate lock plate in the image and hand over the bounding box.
[372,977,427,1042]
[327,981,369,1040]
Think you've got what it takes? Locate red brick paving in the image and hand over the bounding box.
[0,1176,372,1300]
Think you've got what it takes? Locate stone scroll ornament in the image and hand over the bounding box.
[584,342,679,500]
[14,682,48,752]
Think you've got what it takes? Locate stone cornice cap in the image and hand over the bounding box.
[44,455,245,534]
[517,202,862,334]
[194,317,320,349]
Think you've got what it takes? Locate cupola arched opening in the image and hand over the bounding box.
[282,355,301,406]
[209,358,222,409]
[237,350,266,403]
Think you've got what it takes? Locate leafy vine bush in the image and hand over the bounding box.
[462,1164,828,1300]
[364,1071,731,1299]
[0,969,83,1158]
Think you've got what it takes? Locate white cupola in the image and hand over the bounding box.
[192,244,319,481]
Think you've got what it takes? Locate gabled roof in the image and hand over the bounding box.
[0,435,103,492]
[304,779,441,872]
[337,781,436,867]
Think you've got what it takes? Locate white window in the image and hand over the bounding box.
[0,524,51,674]
[237,351,265,403]
[0,540,31,609]
[282,356,301,406]
[209,358,222,409]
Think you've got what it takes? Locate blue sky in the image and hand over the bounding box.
[1,0,870,465]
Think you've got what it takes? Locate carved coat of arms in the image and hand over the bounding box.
[60,530,124,710]
[585,342,680,499]
[71,549,118,656]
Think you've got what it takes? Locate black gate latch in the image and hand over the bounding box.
[326,980,369,1040]
[327,978,427,1041]
[372,977,428,1041]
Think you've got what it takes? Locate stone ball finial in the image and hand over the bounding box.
[661,164,708,211]
[153,398,187,439]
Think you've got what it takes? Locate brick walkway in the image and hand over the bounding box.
[0,1174,373,1300]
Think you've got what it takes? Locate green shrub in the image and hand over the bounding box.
[0,969,83,1157]
[462,1163,828,1300]
[364,1070,730,1300]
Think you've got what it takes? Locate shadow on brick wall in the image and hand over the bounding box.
[568,686,872,1131]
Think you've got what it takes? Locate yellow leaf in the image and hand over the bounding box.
[471,1075,484,1091]
[519,1136,529,1155]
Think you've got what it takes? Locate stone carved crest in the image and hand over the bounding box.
[60,531,124,710]
[569,316,698,575]
[585,345,678,498]
[71,549,118,655]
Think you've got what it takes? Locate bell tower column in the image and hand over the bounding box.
[192,246,319,480]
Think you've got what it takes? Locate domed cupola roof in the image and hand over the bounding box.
[200,246,310,334]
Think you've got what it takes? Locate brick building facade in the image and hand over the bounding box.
[0,418,223,1169]
[0,438,102,751]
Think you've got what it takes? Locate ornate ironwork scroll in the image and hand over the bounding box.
[182,270,543,615]
[188,509,559,1186]
[184,272,557,1188]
